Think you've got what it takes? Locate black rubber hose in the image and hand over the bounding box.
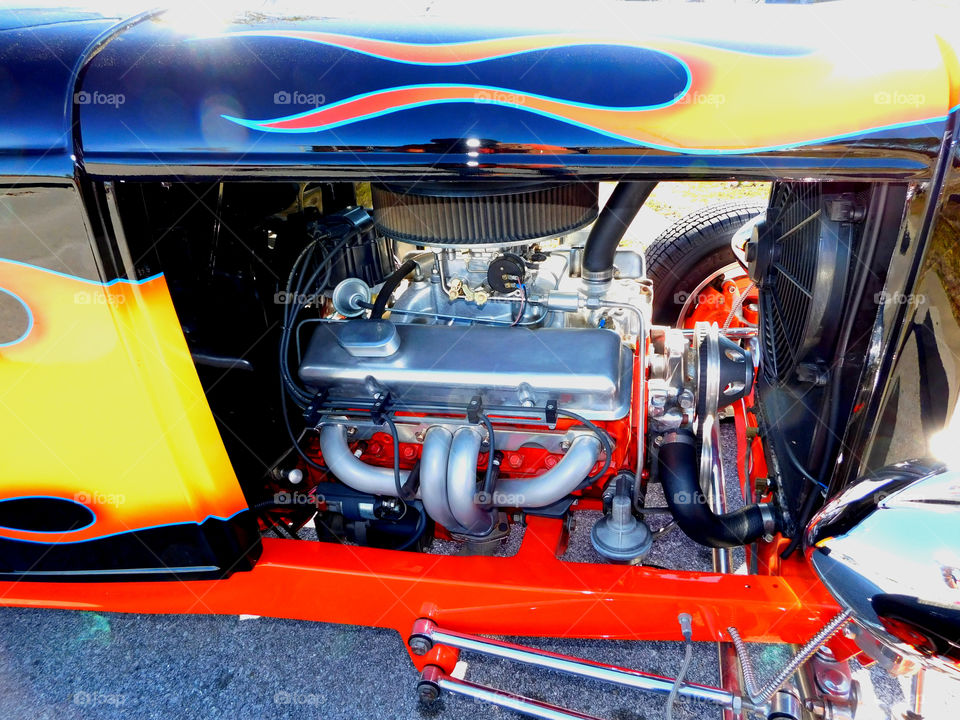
[394,503,427,552]
[370,258,418,319]
[657,430,770,549]
[382,415,410,499]
[478,413,497,499]
[582,181,657,276]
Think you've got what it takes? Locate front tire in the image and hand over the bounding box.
[645,201,765,325]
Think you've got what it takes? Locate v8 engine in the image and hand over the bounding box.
[283,180,768,560]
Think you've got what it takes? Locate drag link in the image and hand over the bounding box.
[409,618,743,713]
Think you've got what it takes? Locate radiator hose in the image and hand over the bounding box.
[581,181,656,282]
[657,430,773,548]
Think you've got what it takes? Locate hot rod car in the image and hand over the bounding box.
[1,2,959,718]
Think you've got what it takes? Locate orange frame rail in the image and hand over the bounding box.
[0,515,837,670]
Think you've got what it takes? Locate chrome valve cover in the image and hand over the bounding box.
[299,321,632,420]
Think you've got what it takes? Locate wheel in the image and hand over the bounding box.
[645,201,766,326]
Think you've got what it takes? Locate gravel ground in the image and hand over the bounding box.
[3,425,957,720]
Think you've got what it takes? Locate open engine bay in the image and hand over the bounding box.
[114,177,895,570]
[57,171,948,716]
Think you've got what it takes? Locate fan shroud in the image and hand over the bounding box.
[750,183,855,385]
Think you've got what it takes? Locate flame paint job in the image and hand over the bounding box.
[216,31,949,154]
[0,260,248,544]
[69,5,960,177]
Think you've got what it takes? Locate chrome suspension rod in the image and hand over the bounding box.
[419,665,603,720]
[409,618,742,713]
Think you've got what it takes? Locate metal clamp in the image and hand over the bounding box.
[544,398,558,427]
[302,389,329,426]
[467,395,483,424]
[370,391,391,424]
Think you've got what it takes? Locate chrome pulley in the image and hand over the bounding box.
[647,321,753,440]
[692,321,754,490]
